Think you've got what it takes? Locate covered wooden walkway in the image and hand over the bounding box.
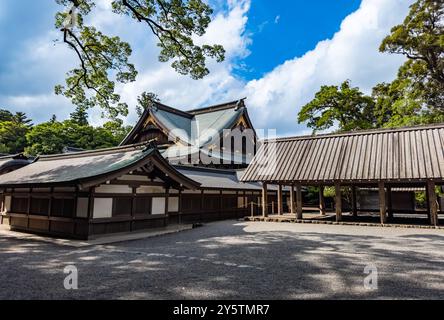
[241,124,444,226]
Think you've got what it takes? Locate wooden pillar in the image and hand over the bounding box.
[379,181,387,224]
[319,186,326,215]
[387,186,393,220]
[351,186,357,217]
[335,183,342,222]
[296,184,303,220]
[290,185,295,215]
[178,189,183,225]
[277,185,283,215]
[427,181,438,226]
[262,182,268,217]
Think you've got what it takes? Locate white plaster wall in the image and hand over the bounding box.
[168,197,179,212]
[137,186,165,194]
[204,190,220,194]
[238,197,245,208]
[182,190,202,194]
[152,198,166,215]
[4,196,11,213]
[118,174,150,181]
[222,191,237,195]
[95,185,132,194]
[93,198,113,219]
[76,197,89,218]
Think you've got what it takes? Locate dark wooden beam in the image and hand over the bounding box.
[379,181,387,224]
[277,184,283,215]
[296,184,303,220]
[387,186,393,221]
[335,183,342,222]
[427,180,438,226]
[319,186,326,216]
[290,185,295,215]
[262,182,268,217]
[351,186,357,217]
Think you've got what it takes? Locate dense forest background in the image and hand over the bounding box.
[0,106,131,156]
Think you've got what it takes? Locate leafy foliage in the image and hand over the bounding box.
[298,81,376,132]
[55,0,225,119]
[136,91,160,116]
[0,108,131,156]
[0,121,29,154]
[298,0,443,132]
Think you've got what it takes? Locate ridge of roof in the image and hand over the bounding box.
[37,142,151,162]
[173,164,238,175]
[264,123,444,143]
[152,101,194,118]
[187,98,246,115]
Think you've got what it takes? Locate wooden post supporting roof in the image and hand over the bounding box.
[290,185,295,214]
[335,183,342,222]
[262,182,268,217]
[427,181,438,226]
[296,184,303,220]
[351,186,357,217]
[379,182,387,224]
[277,185,283,215]
[387,186,393,221]
[319,186,326,216]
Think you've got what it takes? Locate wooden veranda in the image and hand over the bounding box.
[241,124,444,227]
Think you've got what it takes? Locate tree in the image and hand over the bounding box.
[136,91,159,117]
[380,0,443,109]
[298,81,376,132]
[70,106,89,126]
[0,109,14,122]
[55,0,225,119]
[25,119,127,156]
[102,119,133,143]
[0,121,29,154]
[13,112,33,127]
[298,0,443,133]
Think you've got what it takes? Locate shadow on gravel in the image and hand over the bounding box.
[0,221,443,300]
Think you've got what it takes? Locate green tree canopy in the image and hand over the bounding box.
[0,109,14,122]
[55,0,225,119]
[25,119,125,156]
[70,105,89,126]
[298,81,376,132]
[0,121,30,154]
[298,0,443,133]
[136,91,160,117]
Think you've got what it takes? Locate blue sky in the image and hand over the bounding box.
[240,0,361,79]
[0,0,413,136]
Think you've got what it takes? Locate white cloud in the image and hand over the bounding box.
[116,0,252,125]
[242,0,415,136]
[0,94,73,122]
[1,0,415,138]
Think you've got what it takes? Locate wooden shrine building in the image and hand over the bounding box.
[0,99,285,239]
[241,124,444,226]
[120,99,257,168]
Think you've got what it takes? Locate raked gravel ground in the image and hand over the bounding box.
[1,220,443,299]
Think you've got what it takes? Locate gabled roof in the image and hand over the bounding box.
[0,144,200,190]
[0,154,32,175]
[174,165,283,191]
[120,99,254,148]
[241,123,444,183]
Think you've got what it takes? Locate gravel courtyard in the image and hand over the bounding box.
[0,220,443,299]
